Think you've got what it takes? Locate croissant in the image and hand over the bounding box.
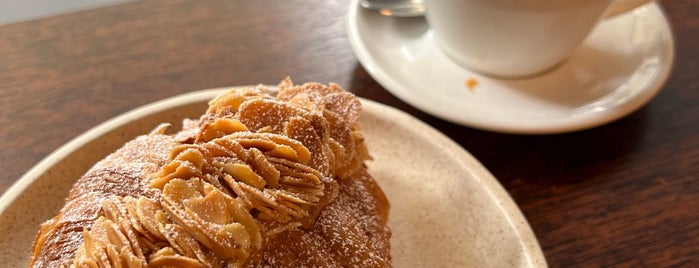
[29,78,391,267]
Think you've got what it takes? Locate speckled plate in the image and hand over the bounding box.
[0,87,547,267]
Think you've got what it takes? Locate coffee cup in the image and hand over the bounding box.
[424,0,655,78]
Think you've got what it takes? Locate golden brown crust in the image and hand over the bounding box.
[246,168,391,267]
[30,133,178,267]
[30,79,391,267]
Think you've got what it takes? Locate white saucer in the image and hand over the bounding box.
[347,0,674,134]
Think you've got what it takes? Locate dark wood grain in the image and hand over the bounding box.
[0,0,696,266]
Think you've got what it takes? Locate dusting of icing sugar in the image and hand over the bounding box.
[32,79,390,268]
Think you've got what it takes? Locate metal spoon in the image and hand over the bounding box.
[360,0,425,17]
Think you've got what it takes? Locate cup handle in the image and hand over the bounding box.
[603,0,655,18]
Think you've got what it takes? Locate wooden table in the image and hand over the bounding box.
[1,0,696,266]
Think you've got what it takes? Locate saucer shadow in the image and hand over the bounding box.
[496,42,645,108]
[449,108,650,202]
[388,16,429,40]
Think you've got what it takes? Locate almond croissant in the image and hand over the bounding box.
[29,79,391,267]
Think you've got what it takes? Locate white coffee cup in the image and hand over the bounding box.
[424,0,655,78]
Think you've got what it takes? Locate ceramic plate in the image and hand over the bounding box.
[348,0,674,134]
[0,87,547,267]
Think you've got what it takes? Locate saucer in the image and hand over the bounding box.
[347,0,674,134]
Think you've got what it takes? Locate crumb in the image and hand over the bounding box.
[465,78,478,92]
